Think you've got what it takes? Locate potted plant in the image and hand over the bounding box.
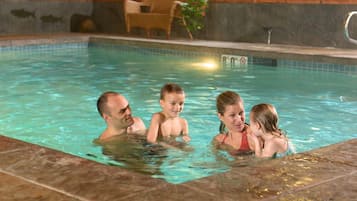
[180,0,207,34]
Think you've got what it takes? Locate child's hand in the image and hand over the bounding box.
[182,135,191,143]
[249,132,260,143]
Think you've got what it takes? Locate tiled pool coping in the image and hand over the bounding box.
[1,34,357,74]
[0,135,356,200]
[0,34,356,200]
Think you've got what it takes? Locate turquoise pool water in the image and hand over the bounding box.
[0,42,356,184]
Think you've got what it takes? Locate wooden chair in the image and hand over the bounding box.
[124,0,192,39]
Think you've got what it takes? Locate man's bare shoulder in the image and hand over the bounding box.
[97,129,112,141]
[94,134,128,145]
[131,116,147,134]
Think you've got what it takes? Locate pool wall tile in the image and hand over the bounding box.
[1,37,357,75]
[277,59,357,74]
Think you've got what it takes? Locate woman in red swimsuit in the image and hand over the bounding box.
[212,91,259,155]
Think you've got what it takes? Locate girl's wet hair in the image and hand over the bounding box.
[216,91,243,133]
[250,103,282,135]
[160,83,184,100]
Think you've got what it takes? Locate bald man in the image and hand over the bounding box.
[96,91,146,141]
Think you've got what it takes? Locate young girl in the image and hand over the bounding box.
[213,91,257,155]
[250,103,293,158]
[146,83,190,144]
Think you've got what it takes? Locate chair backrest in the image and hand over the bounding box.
[124,0,141,14]
[150,0,176,14]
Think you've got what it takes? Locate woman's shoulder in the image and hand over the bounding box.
[211,133,224,147]
[214,133,225,142]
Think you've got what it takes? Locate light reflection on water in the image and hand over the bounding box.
[0,44,356,183]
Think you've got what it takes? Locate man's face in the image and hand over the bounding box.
[105,94,134,129]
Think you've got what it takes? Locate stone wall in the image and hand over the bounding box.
[1,0,357,49]
[0,0,93,35]
[204,3,357,48]
[91,0,126,34]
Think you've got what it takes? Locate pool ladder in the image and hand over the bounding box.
[344,11,357,45]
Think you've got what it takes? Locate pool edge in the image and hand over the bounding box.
[2,33,357,66]
[0,135,355,200]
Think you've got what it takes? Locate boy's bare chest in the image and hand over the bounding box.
[160,118,182,136]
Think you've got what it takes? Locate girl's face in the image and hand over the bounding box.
[218,102,245,132]
[160,92,185,118]
[249,113,261,136]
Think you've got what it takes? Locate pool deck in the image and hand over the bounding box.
[0,135,356,201]
[0,34,356,200]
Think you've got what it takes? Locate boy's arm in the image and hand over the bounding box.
[181,118,190,142]
[146,113,160,143]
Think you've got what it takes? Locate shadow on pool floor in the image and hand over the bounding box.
[0,135,355,201]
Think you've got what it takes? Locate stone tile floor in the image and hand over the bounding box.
[0,34,356,200]
[0,135,355,201]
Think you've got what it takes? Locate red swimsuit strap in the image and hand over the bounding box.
[238,130,250,151]
[221,134,228,144]
[221,130,250,151]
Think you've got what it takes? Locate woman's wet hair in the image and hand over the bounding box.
[216,91,243,133]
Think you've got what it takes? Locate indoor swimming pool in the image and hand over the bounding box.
[0,42,356,184]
